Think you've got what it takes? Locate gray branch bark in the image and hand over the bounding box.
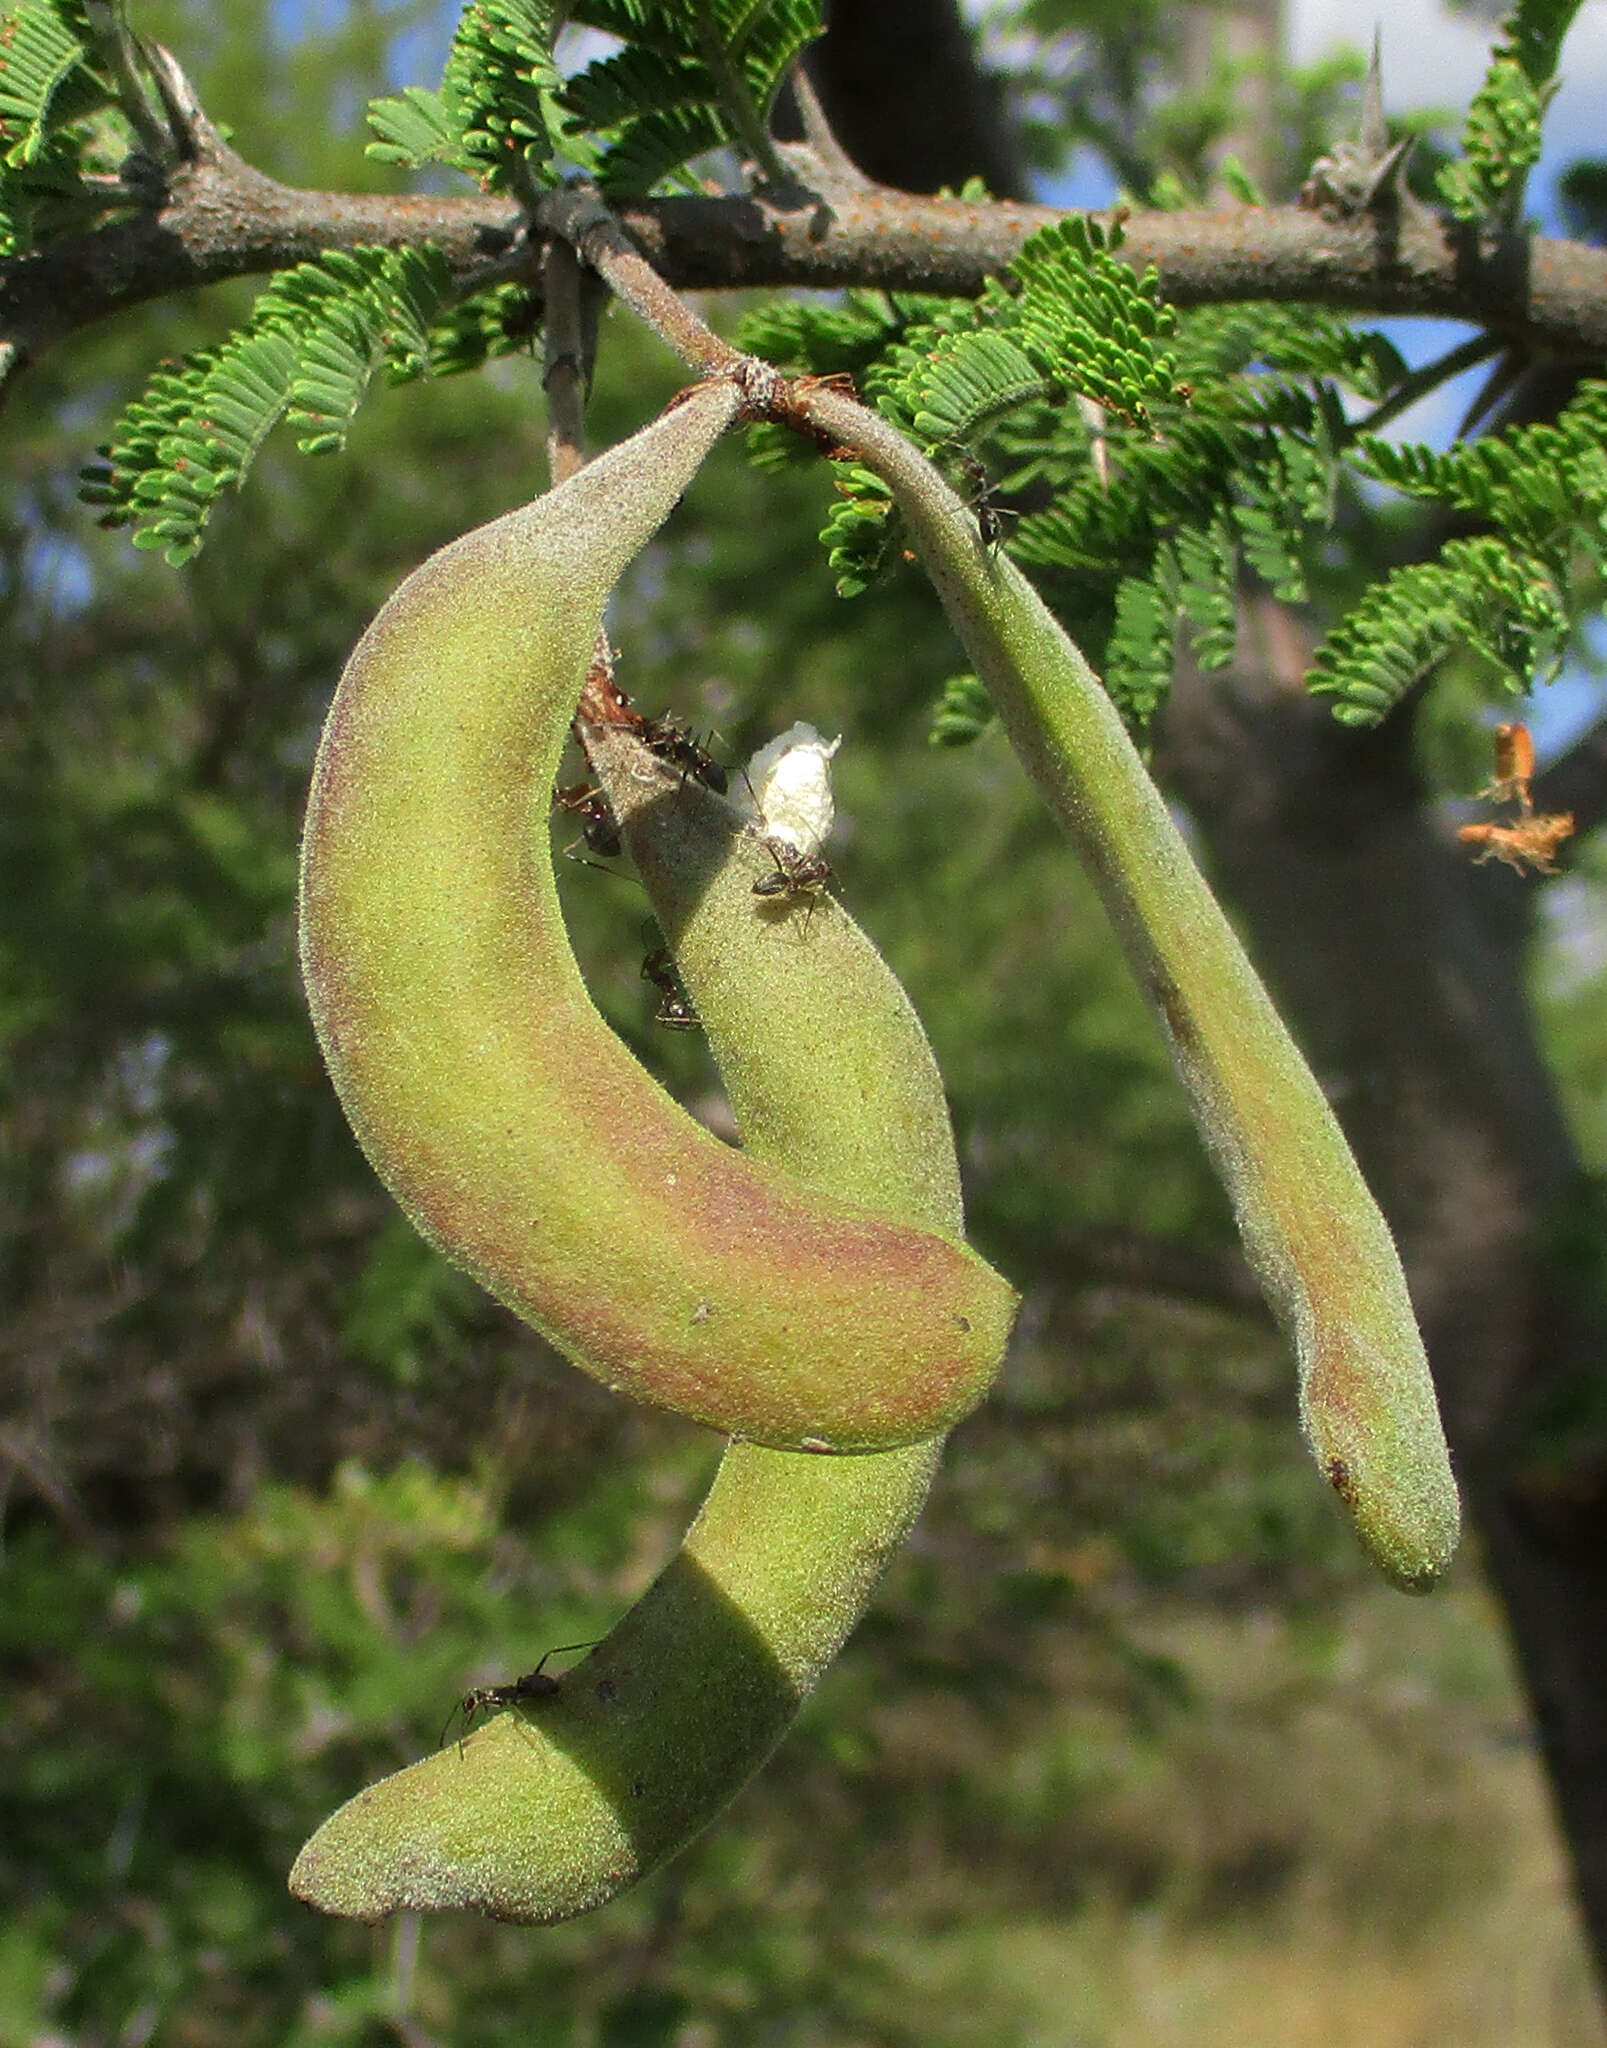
[8,140,1607,373]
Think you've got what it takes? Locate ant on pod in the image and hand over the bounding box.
[439,1639,602,1752]
[739,723,841,935]
[956,451,1013,553]
[553,781,622,862]
[752,841,833,928]
[641,712,728,794]
[641,945,700,1030]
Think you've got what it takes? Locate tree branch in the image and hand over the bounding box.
[9,139,1607,377]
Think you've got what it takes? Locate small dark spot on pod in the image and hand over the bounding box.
[1326,1456,1357,1507]
[955,1314,971,1332]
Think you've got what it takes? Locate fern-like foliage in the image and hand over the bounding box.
[928,673,996,748]
[81,247,460,563]
[562,0,823,196]
[366,0,580,192]
[0,0,124,255]
[754,216,1593,740]
[0,0,98,161]
[1307,540,1569,726]
[1306,380,1607,723]
[741,219,1408,732]
[743,214,1588,742]
[366,0,823,198]
[1437,0,1582,223]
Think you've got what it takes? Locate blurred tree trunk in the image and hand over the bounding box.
[810,0,1607,1991]
[1157,629,1607,1990]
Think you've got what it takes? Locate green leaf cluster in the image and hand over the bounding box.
[80,245,461,563]
[69,0,828,558]
[1308,381,1607,723]
[563,0,822,196]
[1436,0,1582,222]
[364,0,822,199]
[928,671,996,747]
[0,0,126,255]
[743,195,1602,737]
[740,225,1407,730]
[364,0,582,193]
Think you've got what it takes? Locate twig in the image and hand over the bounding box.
[789,63,868,187]
[535,184,742,379]
[137,38,211,160]
[82,2,172,161]
[542,236,593,487]
[1350,331,1506,442]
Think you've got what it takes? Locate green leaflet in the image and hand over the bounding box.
[0,0,101,167]
[929,672,997,748]
[362,0,822,199]
[0,0,116,256]
[1316,379,1607,723]
[1359,381,1607,560]
[740,230,1401,727]
[1307,540,1569,726]
[563,0,822,195]
[1437,0,1583,222]
[365,0,580,191]
[81,247,458,563]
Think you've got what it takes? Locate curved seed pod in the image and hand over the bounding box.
[299,382,1015,1451]
[801,387,1459,1592]
[290,728,962,1923]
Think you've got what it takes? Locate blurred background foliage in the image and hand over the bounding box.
[2,0,1606,2042]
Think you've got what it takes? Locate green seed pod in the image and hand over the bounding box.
[299,383,1015,1451]
[290,729,963,1924]
[801,388,1459,1592]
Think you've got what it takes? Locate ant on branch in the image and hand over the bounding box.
[641,945,700,1030]
[439,1639,602,1752]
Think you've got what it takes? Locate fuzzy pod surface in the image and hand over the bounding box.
[290,730,963,1924]
[299,382,1014,1451]
[800,388,1460,1592]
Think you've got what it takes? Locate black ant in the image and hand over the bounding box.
[440,1639,601,1751]
[641,946,700,1030]
[641,712,728,794]
[553,782,622,862]
[752,838,833,932]
[957,452,1012,553]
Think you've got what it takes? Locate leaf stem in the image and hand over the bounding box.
[692,1,796,193]
[1350,330,1505,442]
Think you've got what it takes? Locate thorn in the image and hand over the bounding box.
[1360,30,1389,162]
[1454,346,1527,441]
[1299,31,1415,217]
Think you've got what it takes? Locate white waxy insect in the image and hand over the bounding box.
[739,721,842,859]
